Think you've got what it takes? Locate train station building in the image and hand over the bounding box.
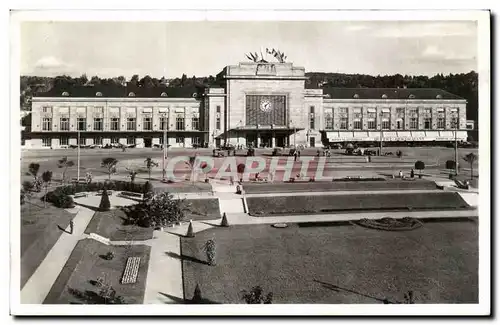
[27,60,472,149]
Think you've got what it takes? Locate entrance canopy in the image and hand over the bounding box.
[232,125,304,132]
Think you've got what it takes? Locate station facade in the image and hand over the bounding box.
[27,61,472,149]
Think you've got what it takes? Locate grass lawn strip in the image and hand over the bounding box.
[246,192,471,216]
[84,210,153,241]
[183,199,221,221]
[181,222,478,304]
[243,180,437,194]
[44,238,151,304]
[21,204,77,289]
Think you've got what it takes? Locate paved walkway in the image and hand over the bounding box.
[20,206,96,304]
[143,231,184,304]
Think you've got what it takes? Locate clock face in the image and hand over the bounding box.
[260,100,272,112]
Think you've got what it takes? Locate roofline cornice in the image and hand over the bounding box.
[323,99,467,104]
[32,97,200,103]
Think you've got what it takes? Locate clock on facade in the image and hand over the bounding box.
[260,100,273,112]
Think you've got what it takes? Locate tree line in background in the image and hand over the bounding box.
[20,70,478,122]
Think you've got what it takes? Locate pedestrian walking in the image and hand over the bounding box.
[398,170,403,178]
[69,220,74,234]
[410,168,415,178]
[229,176,234,186]
[294,151,298,162]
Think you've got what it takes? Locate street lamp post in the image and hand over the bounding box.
[454,114,459,176]
[379,112,384,156]
[77,130,81,182]
[162,128,167,181]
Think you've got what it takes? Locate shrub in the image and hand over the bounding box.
[241,286,273,304]
[104,252,114,260]
[143,181,154,200]
[202,239,216,266]
[99,190,111,211]
[414,161,425,178]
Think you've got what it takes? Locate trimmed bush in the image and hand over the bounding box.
[99,190,111,211]
[186,221,195,237]
[221,213,229,227]
[192,284,202,303]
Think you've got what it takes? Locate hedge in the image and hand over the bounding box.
[44,181,145,208]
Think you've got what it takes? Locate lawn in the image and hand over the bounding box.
[181,220,478,304]
[243,179,437,194]
[84,209,154,241]
[44,239,151,304]
[246,192,471,216]
[21,203,77,289]
[183,199,221,221]
[154,182,212,194]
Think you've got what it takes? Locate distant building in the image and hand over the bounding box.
[26,60,470,149]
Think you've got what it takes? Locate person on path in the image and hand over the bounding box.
[398,170,403,178]
[294,151,298,162]
[229,176,234,186]
[69,220,74,234]
[410,168,415,178]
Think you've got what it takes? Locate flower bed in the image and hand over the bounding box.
[351,217,423,231]
[45,181,145,208]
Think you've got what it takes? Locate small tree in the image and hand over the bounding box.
[202,239,216,266]
[22,181,34,209]
[126,168,137,183]
[99,190,111,211]
[41,171,53,207]
[28,163,41,191]
[237,163,246,183]
[463,152,478,180]
[186,156,197,183]
[101,158,118,181]
[414,161,425,178]
[144,157,159,180]
[57,156,74,184]
[241,286,273,304]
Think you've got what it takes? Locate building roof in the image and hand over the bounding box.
[34,85,202,99]
[322,88,464,100]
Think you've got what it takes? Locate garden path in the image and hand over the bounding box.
[20,205,96,304]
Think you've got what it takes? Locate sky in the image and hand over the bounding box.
[20,20,478,79]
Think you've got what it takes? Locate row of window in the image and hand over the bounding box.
[331,107,457,115]
[41,117,200,131]
[323,117,458,130]
[42,136,202,147]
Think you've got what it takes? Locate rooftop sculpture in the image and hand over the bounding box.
[245,48,287,63]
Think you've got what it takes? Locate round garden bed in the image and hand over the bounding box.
[351,217,423,231]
